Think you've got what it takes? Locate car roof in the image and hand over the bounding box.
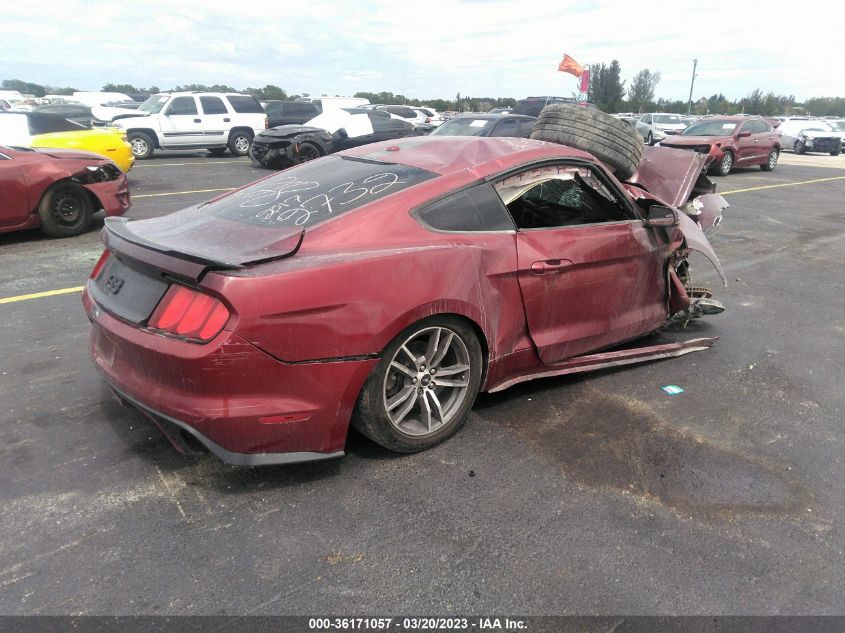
[338,136,595,179]
[698,115,759,122]
[447,113,536,121]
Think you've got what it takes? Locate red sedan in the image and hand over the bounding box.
[660,116,781,176]
[1,145,130,237]
[83,136,727,465]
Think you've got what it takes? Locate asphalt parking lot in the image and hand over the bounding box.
[2,150,844,615]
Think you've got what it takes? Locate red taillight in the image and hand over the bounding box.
[90,250,111,279]
[148,284,230,342]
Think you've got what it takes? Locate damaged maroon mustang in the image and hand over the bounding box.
[83,136,728,465]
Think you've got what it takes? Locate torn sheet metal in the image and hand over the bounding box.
[629,145,709,207]
[489,337,718,392]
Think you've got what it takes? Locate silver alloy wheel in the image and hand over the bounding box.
[382,326,472,437]
[234,135,250,153]
[768,149,778,169]
[720,151,733,174]
[130,137,149,156]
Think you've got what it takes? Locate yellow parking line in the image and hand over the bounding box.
[0,286,84,305]
[134,160,251,167]
[134,187,236,199]
[721,175,845,195]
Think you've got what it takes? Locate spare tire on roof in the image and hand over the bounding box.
[530,104,643,180]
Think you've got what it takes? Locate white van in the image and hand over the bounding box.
[296,96,370,111]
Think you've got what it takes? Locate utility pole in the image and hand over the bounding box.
[687,59,698,115]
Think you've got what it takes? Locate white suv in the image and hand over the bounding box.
[112,92,267,159]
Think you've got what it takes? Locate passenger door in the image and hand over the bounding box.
[159,96,203,147]
[0,152,30,228]
[751,119,775,160]
[733,121,758,164]
[496,163,670,364]
[198,96,229,145]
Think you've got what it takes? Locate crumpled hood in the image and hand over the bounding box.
[34,147,108,161]
[662,135,725,145]
[628,145,709,208]
[255,125,327,141]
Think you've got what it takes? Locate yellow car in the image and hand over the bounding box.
[0,112,135,173]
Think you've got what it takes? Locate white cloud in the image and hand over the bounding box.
[0,0,842,100]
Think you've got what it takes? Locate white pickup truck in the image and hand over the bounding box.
[111,92,267,159]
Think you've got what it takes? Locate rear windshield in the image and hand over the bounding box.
[227,95,264,113]
[202,156,437,228]
[430,118,496,136]
[27,112,88,134]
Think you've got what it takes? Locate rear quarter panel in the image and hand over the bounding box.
[203,200,531,369]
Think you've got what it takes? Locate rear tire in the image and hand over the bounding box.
[530,104,644,180]
[760,148,779,171]
[38,182,94,238]
[351,316,483,453]
[228,130,253,156]
[127,132,155,159]
[831,146,841,157]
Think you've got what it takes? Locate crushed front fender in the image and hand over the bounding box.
[676,212,727,286]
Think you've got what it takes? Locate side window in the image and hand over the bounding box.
[753,120,770,133]
[226,95,264,113]
[294,103,319,116]
[414,183,515,232]
[264,102,284,114]
[495,164,629,229]
[200,96,227,115]
[369,112,403,132]
[518,119,535,137]
[493,118,519,137]
[167,97,198,116]
[738,121,753,135]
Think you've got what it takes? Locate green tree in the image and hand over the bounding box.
[247,84,287,100]
[2,79,46,97]
[588,60,625,112]
[170,84,238,93]
[627,69,661,113]
[102,83,140,94]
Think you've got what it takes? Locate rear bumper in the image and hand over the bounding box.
[108,383,344,466]
[85,291,377,464]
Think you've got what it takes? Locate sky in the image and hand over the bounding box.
[2,0,843,103]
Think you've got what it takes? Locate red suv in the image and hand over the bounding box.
[660,116,781,176]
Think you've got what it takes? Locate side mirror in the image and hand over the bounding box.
[737,131,751,138]
[644,205,678,227]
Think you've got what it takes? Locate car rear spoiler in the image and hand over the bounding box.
[103,217,304,281]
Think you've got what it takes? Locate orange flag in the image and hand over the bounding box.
[558,54,584,77]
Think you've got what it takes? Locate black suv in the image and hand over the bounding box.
[263,101,321,128]
[514,96,596,118]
